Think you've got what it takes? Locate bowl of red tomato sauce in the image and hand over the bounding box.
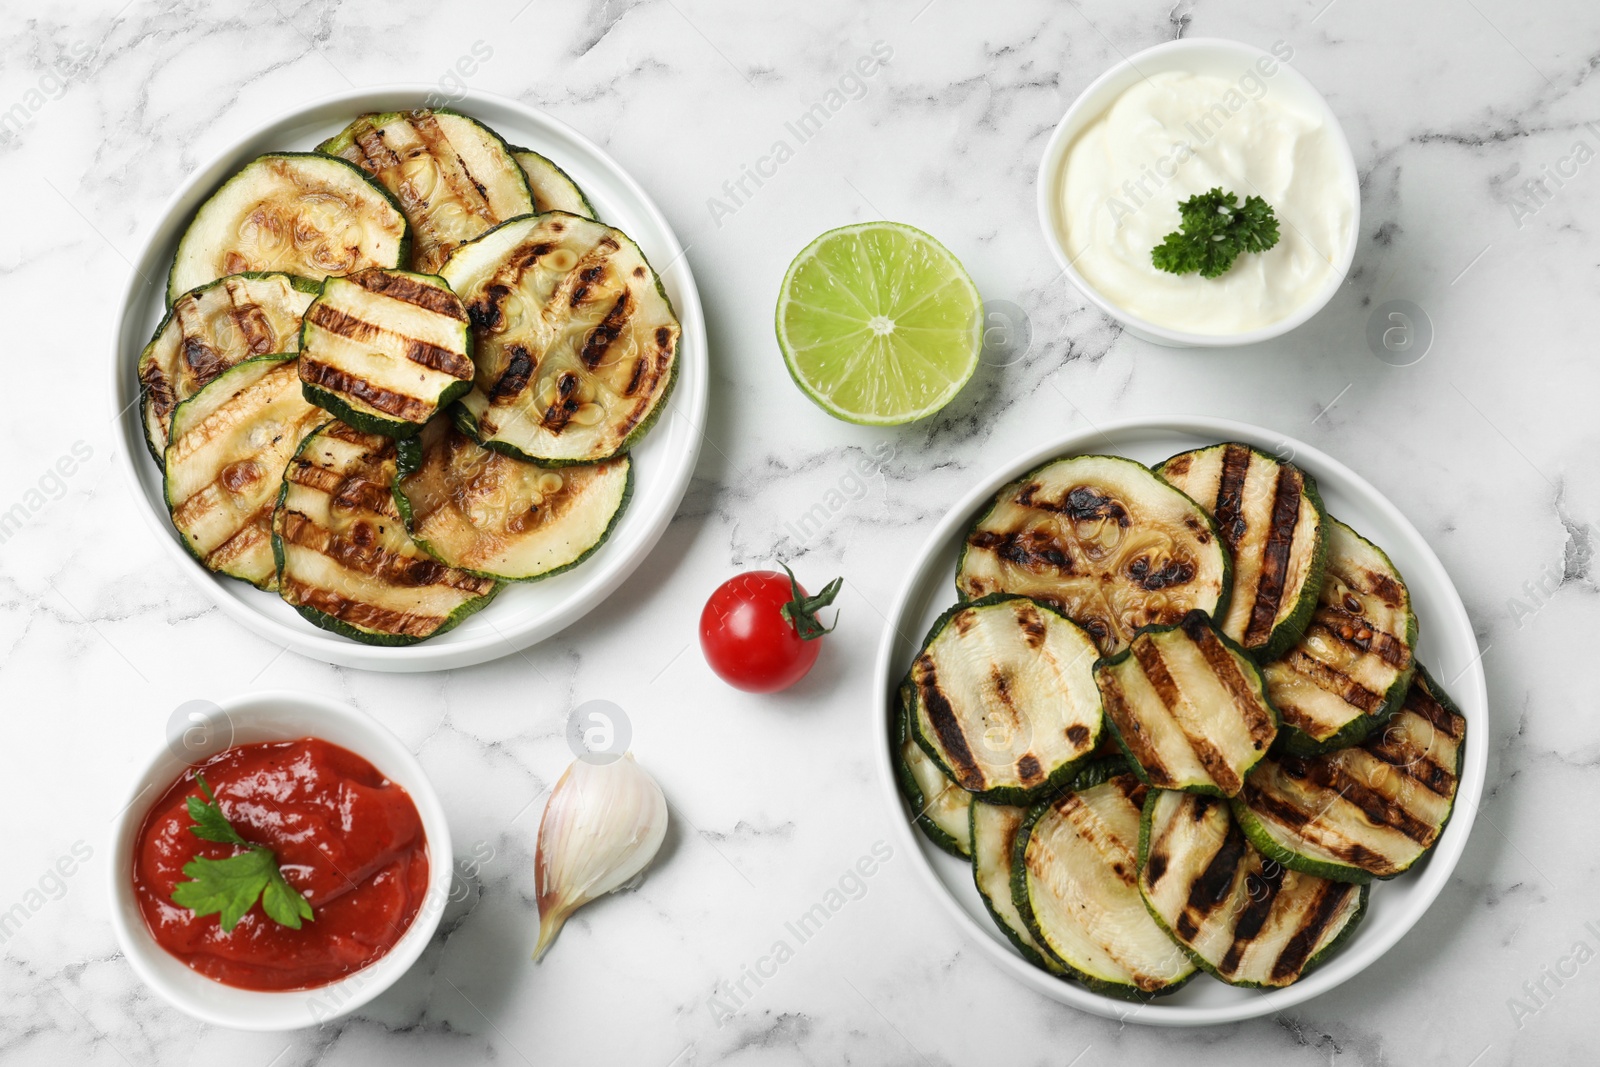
[109,691,452,1030]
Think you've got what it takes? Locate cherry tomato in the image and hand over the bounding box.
[699,566,841,693]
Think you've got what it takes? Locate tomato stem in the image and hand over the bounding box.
[778,562,841,641]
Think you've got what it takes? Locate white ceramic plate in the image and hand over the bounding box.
[110,86,707,671]
[872,416,1486,1026]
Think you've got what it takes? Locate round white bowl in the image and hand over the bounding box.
[110,85,708,671]
[1036,39,1360,347]
[108,690,453,1031]
[872,416,1486,1025]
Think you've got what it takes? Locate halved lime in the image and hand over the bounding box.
[776,222,982,425]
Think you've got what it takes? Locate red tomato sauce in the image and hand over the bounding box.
[133,738,430,991]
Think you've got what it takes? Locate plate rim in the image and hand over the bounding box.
[107,84,708,672]
[870,414,1487,1026]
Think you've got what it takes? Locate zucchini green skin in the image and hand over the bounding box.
[954,454,1233,654]
[892,683,970,859]
[1233,662,1467,883]
[139,271,321,467]
[1009,762,1198,1001]
[166,152,411,306]
[445,211,681,467]
[1270,521,1419,757]
[1094,612,1280,798]
[1136,790,1371,988]
[908,593,1104,806]
[391,441,634,584]
[297,268,475,439]
[269,424,501,646]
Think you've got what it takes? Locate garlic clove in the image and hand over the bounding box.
[532,752,667,962]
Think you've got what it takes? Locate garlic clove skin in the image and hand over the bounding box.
[533,752,668,962]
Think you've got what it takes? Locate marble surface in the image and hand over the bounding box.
[1,0,1596,1063]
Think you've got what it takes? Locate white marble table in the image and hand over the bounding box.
[2,0,1595,1063]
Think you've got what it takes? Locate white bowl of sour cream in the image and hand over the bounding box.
[1038,38,1359,346]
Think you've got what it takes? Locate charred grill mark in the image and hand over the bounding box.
[580,291,632,367]
[951,609,976,636]
[1280,756,1436,844]
[1405,676,1466,738]
[1016,753,1042,783]
[655,325,672,347]
[300,359,434,422]
[408,110,497,224]
[1145,850,1168,886]
[181,336,225,380]
[915,658,984,789]
[1181,814,1247,933]
[1361,726,1455,795]
[203,503,273,566]
[966,528,1074,573]
[1067,723,1091,747]
[1163,454,1193,478]
[405,338,473,379]
[278,508,492,594]
[622,355,648,396]
[1016,602,1047,648]
[351,124,402,172]
[569,263,606,307]
[1270,881,1355,983]
[1314,605,1411,669]
[490,344,535,402]
[307,302,383,344]
[1126,553,1197,591]
[1017,482,1132,527]
[223,280,279,354]
[1241,780,1392,872]
[1245,466,1304,646]
[1283,644,1385,716]
[141,360,177,422]
[1099,671,1175,787]
[1186,614,1277,751]
[353,270,467,319]
[1217,858,1286,976]
[1054,789,1138,887]
[468,285,511,331]
[1369,572,1406,608]
[1214,443,1252,552]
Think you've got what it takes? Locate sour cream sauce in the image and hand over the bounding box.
[1058,65,1352,335]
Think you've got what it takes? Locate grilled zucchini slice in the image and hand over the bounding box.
[443,213,680,466]
[894,682,972,859]
[319,109,534,274]
[297,268,475,438]
[910,594,1103,805]
[167,153,409,304]
[1139,790,1369,988]
[512,148,597,219]
[1263,518,1417,755]
[1233,664,1466,882]
[1157,443,1328,662]
[164,354,325,588]
[273,421,499,644]
[956,454,1230,655]
[1096,610,1278,797]
[1013,764,1198,998]
[394,419,631,582]
[969,802,1063,974]
[140,272,319,463]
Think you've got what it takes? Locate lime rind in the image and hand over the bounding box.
[776,222,982,426]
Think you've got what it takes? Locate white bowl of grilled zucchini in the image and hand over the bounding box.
[877,416,1485,1025]
[111,87,706,671]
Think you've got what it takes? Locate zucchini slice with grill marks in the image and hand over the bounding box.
[272,421,499,644]
[394,418,631,582]
[512,148,597,219]
[1233,664,1466,882]
[957,454,1230,655]
[298,268,475,438]
[443,212,680,466]
[164,354,325,589]
[1157,443,1328,662]
[1012,762,1198,998]
[167,153,409,305]
[1139,789,1369,988]
[970,801,1063,974]
[319,109,534,274]
[140,272,319,463]
[1263,518,1417,756]
[1096,610,1278,797]
[893,682,972,859]
[910,594,1103,805]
